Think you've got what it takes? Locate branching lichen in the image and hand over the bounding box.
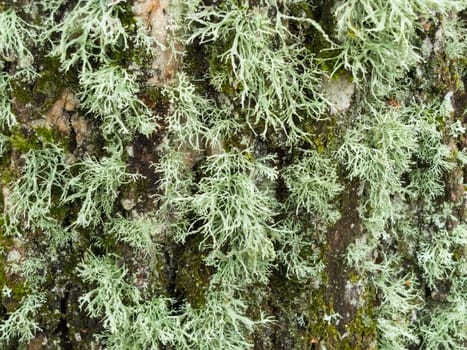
[0,292,45,345]
[0,8,37,80]
[332,0,466,97]
[105,215,159,255]
[63,148,139,227]
[0,73,16,128]
[181,290,271,350]
[79,65,157,138]
[5,143,69,234]
[191,150,280,287]
[188,1,329,142]
[282,150,343,222]
[46,0,129,72]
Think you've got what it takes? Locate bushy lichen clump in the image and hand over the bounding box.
[0,0,466,349]
[0,8,37,81]
[78,65,156,138]
[43,0,129,72]
[187,1,330,143]
[332,0,466,97]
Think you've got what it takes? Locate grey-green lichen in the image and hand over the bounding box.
[0,0,466,349]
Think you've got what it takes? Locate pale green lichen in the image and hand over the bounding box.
[190,150,281,288]
[332,0,466,97]
[4,142,69,234]
[0,292,45,345]
[336,104,418,235]
[420,274,467,349]
[0,0,465,348]
[0,8,37,81]
[77,254,141,335]
[275,220,325,282]
[282,150,343,223]
[104,215,159,255]
[0,73,16,128]
[163,72,213,150]
[62,148,139,227]
[46,0,129,72]
[78,65,157,138]
[187,1,329,142]
[180,290,271,350]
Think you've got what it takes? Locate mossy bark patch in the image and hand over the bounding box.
[325,181,367,343]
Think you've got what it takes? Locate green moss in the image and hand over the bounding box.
[9,130,40,152]
[105,2,153,69]
[300,1,336,58]
[298,287,377,349]
[0,264,6,297]
[109,44,146,69]
[302,291,340,346]
[175,238,212,308]
[7,282,30,309]
[35,55,81,116]
[343,289,378,349]
[8,56,77,122]
[9,80,33,106]
[301,116,338,153]
[9,126,64,153]
[34,126,63,144]
[206,44,237,96]
[35,58,65,97]
[0,165,16,185]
